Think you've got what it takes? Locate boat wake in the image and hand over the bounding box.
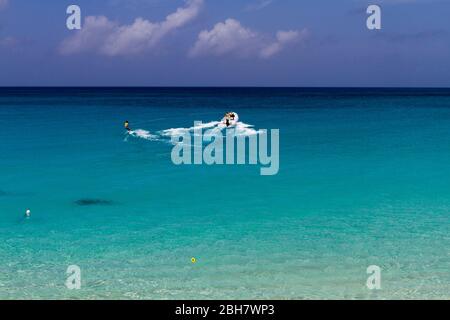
[160,120,261,142]
[126,129,159,141]
[125,115,261,145]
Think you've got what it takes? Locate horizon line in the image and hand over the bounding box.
[1,86,450,89]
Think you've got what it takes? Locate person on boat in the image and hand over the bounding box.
[225,112,236,126]
[223,113,230,127]
[124,120,131,132]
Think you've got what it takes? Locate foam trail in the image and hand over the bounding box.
[233,122,261,136]
[159,121,220,138]
[128,119,261,145]
[128,129,159,141]
[160,120,260,141]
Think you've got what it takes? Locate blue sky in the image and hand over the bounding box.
[0,0,449,86]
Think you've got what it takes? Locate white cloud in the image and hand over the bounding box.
[245,0,273,12]
[189,19,259,57]
[60,0,203,56]
[189,18,308,59]
[60,16,115,55]
[260,30,307,58]
[0,36,18,48]
[0,0,8,10]
[0,36,23,53]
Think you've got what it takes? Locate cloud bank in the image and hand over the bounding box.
[189,18,308,59]
[60,0,203,56]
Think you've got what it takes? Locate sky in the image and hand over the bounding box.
[0,0,449,87]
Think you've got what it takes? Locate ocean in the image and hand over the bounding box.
[0,88,449,299]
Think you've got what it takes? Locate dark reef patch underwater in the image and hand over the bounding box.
[74,198,115,206]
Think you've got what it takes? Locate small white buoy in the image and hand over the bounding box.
[25,209,31,217]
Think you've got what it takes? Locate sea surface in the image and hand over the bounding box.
[0,88,449,299]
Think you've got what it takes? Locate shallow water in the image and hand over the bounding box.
[0,88,449,299]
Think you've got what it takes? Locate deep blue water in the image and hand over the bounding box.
[0,88,449,299]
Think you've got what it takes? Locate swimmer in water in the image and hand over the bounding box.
[124,120,131,132]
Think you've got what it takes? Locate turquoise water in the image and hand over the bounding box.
[0,88,449,299]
